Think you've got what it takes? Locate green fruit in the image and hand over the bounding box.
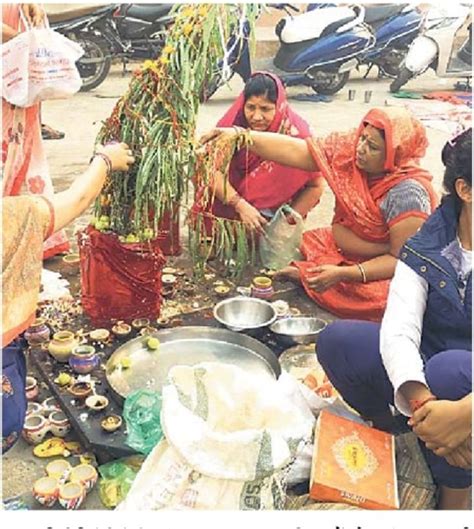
[142,228,154,240]
[95,221,106,231]
[147,337,160,350]
[90,216,98,226]
[125,234,139,243]
[99,215,110,223]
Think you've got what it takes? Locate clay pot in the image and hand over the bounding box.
[46,459,71,482]
[111,322,132,337]
[89,328,110,343]
[48,331,79,363]
[24,318,50,345]
[41,396,60,416]
[139,326,158,337]
[33,476,59,507]
[23,414,50,445]
[161,273,177,285]
[70,463,98,492]
[101,414,122,433]
[85,394,109,413]
[156,317,170,327]
[25,375,39,401]
[162,284,175,298]
[48,410,70,438]
[131,318,150,329]
[251,276,274,300]
[69,345,99,375]
[68,381,93,403]
[26,402,42,416]
[58,481,85,510]
[214,285,231,298]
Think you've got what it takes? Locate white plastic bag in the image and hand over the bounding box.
[2,11,83,107]
[259,205,304,270]
[118,363,314,510]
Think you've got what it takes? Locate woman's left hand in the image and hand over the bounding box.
[21,4,45,27]
[306,264,344,292]
[443,437,472,469]
[409,399,472,453]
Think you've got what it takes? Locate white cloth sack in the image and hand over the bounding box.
[2,15,83,107]
[118,363,314,510]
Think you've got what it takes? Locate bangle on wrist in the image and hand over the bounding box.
[356,262,367,283]
[410,395,437,413]
[227,193,243,209]
[91,153,112,177]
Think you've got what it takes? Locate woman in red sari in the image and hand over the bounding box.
[201,107,438,321]
[2,3,70,259]
[193,72,323,233]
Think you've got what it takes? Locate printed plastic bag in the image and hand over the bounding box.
[259,205,303,270]
[118,363,314,510]
[98,455,145,509]
[2,10,83,108]
[123,390,163,455]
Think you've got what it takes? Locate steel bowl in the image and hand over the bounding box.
[213,297,277,332]
[270,316,327,346]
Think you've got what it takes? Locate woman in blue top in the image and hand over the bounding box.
[316,128,472,510]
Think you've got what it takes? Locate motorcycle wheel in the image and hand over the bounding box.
[390,67,414,93]
[74,35,112,92]
[310,72,349,95]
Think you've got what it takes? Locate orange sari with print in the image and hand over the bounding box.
[295,107,438,321]
[2,196,54,347]
[1,4,69,259]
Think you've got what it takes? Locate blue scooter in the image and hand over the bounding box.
[202,3,423,101]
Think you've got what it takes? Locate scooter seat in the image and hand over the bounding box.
[364,4,409,27]
[126,4,174,22]
[47,5,112,24]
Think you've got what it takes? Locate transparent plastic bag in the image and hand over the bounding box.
[122,390,163,455]
[259,205,303,270]
[98,455,144,509]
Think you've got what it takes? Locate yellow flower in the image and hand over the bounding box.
[142,59,155,70]
[183,23,193,36]
[181,6,195,18]
[163,45,175,55]
[198,6,208,17]
[160,56,170,65]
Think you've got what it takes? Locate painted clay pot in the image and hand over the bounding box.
[25,375,39,401]
[46,459,71,482]
[89,328,110,343]
[69,345,99,375]
[41,396,61,416]
[111,322,132,337]
[70,463,98,492]
[23,414,50,445]
[85,394,109,413]
[68,381,93,403]
[62,253,80,275]
[26,401,42,416]
[48,331,79,363]
[48,410,70,438]
[58,481,85,510]
[251,276,274,300]
[24,318,50,345]
[33,476,59,507]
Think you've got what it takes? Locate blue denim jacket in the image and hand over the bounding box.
[400,197,472,358]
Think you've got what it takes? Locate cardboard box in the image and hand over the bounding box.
[310,410,399,510]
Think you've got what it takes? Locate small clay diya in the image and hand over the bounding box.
[62,253,80,268]
[181,283,196,295]
[290,307,302,316]
[68,381,93,402]
[101,414,122,433]
[89,328,110,342]
[214,285,230,298]
[111,322,132,337]
[139,326,159,336]
[131,318,150,329]
[156,317,170,327]
[85,395,109,413]
[162,266,177,275]
[162,273,177,285]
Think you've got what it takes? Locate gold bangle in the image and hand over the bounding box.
[357,263,367,283]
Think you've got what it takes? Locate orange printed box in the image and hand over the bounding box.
[309,409,399,510]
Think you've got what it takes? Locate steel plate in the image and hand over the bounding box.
[105,326,280,399]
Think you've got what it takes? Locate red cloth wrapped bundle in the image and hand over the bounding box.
[78,226,165,325]
[156,205,181,256]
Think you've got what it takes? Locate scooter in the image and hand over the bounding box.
[390,3,472,92]
[201,3,376,101]
[50,4,175,92]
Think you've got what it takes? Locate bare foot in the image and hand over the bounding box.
[275,265,301,283]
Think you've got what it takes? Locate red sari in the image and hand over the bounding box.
[295,107,438,322]
[193,72,318,230]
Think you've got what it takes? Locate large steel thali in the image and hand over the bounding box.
[105,326,281,400]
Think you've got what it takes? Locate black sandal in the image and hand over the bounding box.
[41,124,65,140]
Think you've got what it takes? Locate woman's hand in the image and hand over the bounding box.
[199,127,238,146]
[306,264,345,292]
[235,199,267,234]
[443,437,472,469]
[21,4,45,27]
[95,143,135,172]
[409,399,472,453]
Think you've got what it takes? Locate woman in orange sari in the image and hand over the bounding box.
[201,107,438,321]
[2,3,70,259]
